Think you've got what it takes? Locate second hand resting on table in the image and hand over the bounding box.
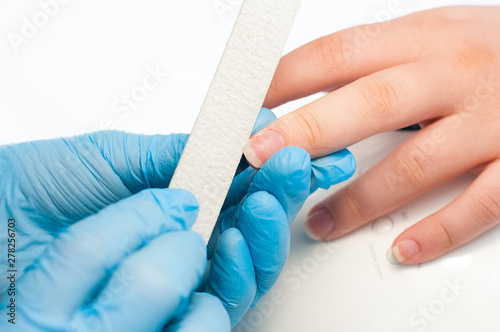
[244,5,500,265]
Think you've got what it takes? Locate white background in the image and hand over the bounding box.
[1,0,499,144]
[1,1,500,332]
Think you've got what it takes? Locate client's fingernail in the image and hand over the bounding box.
[390,239,420,263]
[243,130,285,169]
[305,208,335,240]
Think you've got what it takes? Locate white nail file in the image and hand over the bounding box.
[169,0,301,243]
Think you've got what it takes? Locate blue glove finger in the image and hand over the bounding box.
[234,108,276,178]
[15,188,198,324]
[249,146,312,224]
[230,147,355,212]
[252,108,276,133]
[71,231,206,332]
[238,191,290,306]
[164,293,231,332]
[217,148,354,311]
[206,228,256,327]
[310,149,356,193]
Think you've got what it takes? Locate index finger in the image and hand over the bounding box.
[264,14,427,109]
[244,61,459,168]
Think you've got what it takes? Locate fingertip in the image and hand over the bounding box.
[213,229,252,269]
[184,230,207,254]
[311,149,356,192]
[252,108,277,134]
[304,207,335,241]
[175,231,207,273]
[390,238,421,264]
[244,107,279,169]
[165,293,230,332]
[147,188,200,229]
[243,139,263,170]
[304,218,322,241]
[336,149,357,179]
[243,129,285,170]
[168,188,200,210]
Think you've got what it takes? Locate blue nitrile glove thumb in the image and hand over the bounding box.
[0,188,230,331]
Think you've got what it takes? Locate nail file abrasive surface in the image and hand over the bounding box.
[169,0,301,243]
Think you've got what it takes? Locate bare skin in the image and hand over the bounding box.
[243,6,500,264]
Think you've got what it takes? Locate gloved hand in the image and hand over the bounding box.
[0,108,355,330]
[202,109,356,326]
[1,188,229,331]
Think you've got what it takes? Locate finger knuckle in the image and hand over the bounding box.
[430,6,475,23]
[356,77,401,123]
[316,34,349,72]
[412,14,444,30]
[289,110,324,152]
[474,193,500,224]
[434,219,455,249]
[341,186,368,221]
[450,40,496,70]
[410,7,459,29]
[394,146,433,192]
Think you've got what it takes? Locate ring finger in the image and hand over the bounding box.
[304,116,493,241]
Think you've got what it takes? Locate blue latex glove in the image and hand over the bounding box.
[203,109,356,326]
[0,108,355,330]
[0,188,228,331]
